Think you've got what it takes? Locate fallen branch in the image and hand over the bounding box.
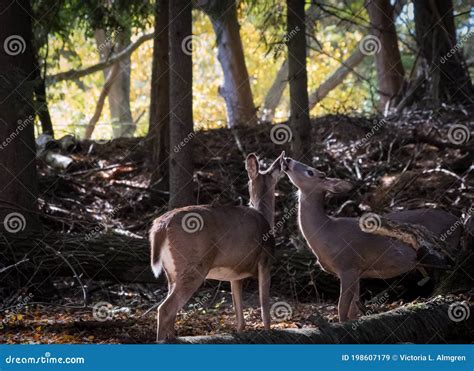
[173,298,472,343]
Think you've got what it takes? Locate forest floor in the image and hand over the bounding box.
[1,108,473,343]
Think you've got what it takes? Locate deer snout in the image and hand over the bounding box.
[281,156,292,172]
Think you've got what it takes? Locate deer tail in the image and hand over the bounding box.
[149,220,168,278]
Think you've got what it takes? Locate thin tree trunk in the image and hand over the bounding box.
[413,0,473,105]
[287,0,311,162]
[365,0,405,111]
[33,61,54,137]
[169,0,195,208]
[84,63,120,139]
[261,3,320,122]
[94,28,135,138]
[0,0,39,232]
[204,0,257,128]
[148,0,170,191]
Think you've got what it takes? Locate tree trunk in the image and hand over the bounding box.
[169,0,195,208]
[261,3,320,122]
[33,57,54,137]
[204,0,257,128]
[287,0,311,162]
[94,28,135,138]
[173,298,472,343]
[413,0,473,105]
[84,63,120,139]
[0,0,39,232]
[365,0,405,111]
[148,0,170,191]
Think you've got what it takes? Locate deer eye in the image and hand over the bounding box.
[306,170,314,177]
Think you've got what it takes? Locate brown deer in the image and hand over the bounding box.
[150,153,283,341]
[281,154,462,322]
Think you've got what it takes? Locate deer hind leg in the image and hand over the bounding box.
[338,270,358,322]
[258,261,271,330]
[348,276,363,320]
[231,280,245,332]
[156,272,205,342]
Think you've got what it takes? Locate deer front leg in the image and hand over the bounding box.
[231,280,245,332]
[258,261,271,330]
[338,270,358,322]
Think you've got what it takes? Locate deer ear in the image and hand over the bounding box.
[324,178,353,193]
[246,153,259,179]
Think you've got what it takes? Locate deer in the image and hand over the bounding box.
[149,152,283,341]
[280,154,462,322]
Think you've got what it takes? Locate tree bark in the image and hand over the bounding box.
[148,0,170,191]
[94,28,135,138]
[261,3,320,122]
[33,58,54,137]
[203,0,257,128]
[365,0,405,111]
[169,0,195,208]
[413,0,473,105]
[0,0,39,232]
[173,298,472,343]
[287,0,311,162]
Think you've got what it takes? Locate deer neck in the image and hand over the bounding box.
[252,192,275,229]
[298,190,331,241]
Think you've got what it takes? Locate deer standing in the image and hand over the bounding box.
[150,153,283,341]
[281,154,462,322]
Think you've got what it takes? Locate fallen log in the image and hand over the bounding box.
[173,298,472,344]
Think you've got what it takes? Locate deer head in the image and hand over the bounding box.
[280,152,353,194]
[246,152,284,227]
